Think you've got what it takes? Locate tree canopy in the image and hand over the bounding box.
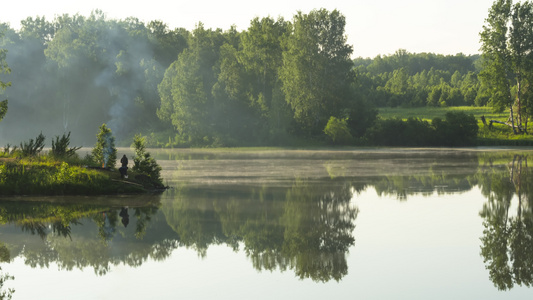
[1,6,525,147]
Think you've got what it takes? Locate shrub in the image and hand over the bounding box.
[432,111,478,146]
[51,132,81,158]
[131,134,162,186]
[324,117,353,145]
[365,112,478,147]
[19,132,45,156]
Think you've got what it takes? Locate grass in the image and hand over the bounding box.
[378,106,507,122]
[0,153,163,196]
[378,106,533,146]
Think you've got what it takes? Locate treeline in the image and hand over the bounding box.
[353,49,487,108]
[0,9,379,147]
[0,9,487,147]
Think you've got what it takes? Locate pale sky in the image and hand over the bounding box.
[0,0,496,58]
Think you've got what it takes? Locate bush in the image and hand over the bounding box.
[365,112,478,147]
[131,134,162,186]
[366,117,433,146]
[19,132,45,156]
[324,117,353,145]
[51,132,81,158]
[432,112,478,146]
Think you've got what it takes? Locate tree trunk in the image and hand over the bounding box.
[510,103,517,134]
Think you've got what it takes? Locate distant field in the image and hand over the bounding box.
[378,106,507,122]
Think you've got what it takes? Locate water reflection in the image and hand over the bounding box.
[0,196,166,276]
[162,179,358,282]
[1,150,533,294]
[478,155,533,291]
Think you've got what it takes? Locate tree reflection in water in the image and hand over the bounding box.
[0,196,166,276]
[479,155,533,290]
[162,179,358,282]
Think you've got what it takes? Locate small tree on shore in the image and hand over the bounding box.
[92,124,117,168]
[19,132,45,156]
[131,134,162,185]
[51,132,81,158]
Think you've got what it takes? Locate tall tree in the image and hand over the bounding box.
[157,24,224,145]
[480,0,533,133]
[280,9,354,135]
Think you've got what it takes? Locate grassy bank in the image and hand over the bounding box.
[378,106,505,122]
[0,155,162,196]
[378,106,533,146]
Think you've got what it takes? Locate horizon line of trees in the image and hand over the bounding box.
[0,9,378,147]
[0,3,527,147]
[353,49,486,108]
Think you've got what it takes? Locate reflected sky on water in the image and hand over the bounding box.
[1,148,533,299]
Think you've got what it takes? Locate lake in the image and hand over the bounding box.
[1,148,533,299]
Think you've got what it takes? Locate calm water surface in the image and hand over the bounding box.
[1,148,533,299]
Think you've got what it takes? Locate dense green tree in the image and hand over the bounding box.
[238,17,291,142]
[148,21,189,68]
[239,17,286,109]
[212,42,258,144]
[480,0,533,133]
[157,23,225,145]
[280,9,354,135]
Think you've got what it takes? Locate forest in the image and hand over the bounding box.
[0,2,531,147]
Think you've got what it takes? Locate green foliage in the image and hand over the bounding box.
[324,117,353,145]
[433,111,479,146]
[378,106,500,121]
[366,117,433,146]
[366,112,478,146]
[0,153,153,195]
[1,9,504,147]
[377,106,533,145]
[479,0,533,133]
[280,9,354,135]
[0,100,6,122]
[51,132,81,158]
[19,132,45,156]
[131,134,162,186]
[353,50,481,108]
[0,158,107,195]
[157,24,223,146]
[92,124,117,168]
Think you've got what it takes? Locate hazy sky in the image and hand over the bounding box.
[1,0,496,58]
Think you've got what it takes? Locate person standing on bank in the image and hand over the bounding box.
[121,154,128,168]
[119,154,129,178]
